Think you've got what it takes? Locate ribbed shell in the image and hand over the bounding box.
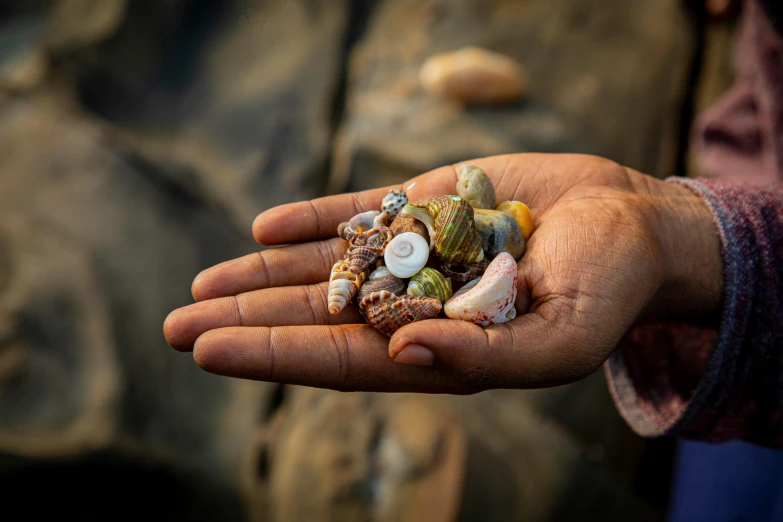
[347,245,383,274]
[442,258,489,282]
[356,267,405,302]
[410,195,484,264]
[359,290,442,337]
[407,267,453,302]
[328,259,367,314]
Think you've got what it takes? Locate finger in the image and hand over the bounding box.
[191,238,348,301]
[388,304,607,389]
[192,324,473,393]
[164,282,364,351]
[252,166,459,245]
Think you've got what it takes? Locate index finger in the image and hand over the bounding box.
[252,166,458,245]
[252,154,561,246]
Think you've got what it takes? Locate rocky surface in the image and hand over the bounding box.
[330,0,696,194]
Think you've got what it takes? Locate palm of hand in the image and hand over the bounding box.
[163,154,694,393]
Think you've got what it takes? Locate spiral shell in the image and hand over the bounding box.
[357,266,405,302]
[444,252,517,326]
[381,189,408,219]
[383,232,430,278]
[360,290,442,337]
[400,195,484,265]
[441,258,489,283]
[328,259,367,315]
[407,268,453,303]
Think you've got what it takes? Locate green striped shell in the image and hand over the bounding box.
[407,267,453,303]
[401,195,485,264]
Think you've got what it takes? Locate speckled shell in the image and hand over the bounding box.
[381,189,408,219]
[456,164,496,209]
[444,252,517,326]
[441,258,489,283]
[474,209,525,260]
[400,195,484,265]
[328,259,368,315]
[360,290,442,337]
[407,268,453,303]
[356,267,405,302]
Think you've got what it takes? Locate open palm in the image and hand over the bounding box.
[163,154,722,393]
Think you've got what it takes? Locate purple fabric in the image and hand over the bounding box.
[605,0,783,446]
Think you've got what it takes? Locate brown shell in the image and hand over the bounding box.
[442,258,489,283]
[356,270,405,302]
[347,245,383,274]
[390,215,430,245]
[359,290,442,337]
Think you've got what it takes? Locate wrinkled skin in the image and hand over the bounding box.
[164,154,723,393]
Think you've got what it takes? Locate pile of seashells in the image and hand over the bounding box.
[327,165,534,337]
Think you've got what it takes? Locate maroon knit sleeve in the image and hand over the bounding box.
[605,178,783,447]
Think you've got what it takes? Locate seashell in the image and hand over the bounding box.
[400,195,485,264]
[496,201,534,241]
[390,214,430,246]
[384,232,430,278]
[347,245,384,274]
[381,189,408,219]
[357,266,406,302]
[419,46,527,105]
[328,259,367,315]
[456,164,496,209]
[407,267,453,303]
[474,209,525,261]
[442,258,489,283]
[444,252,517,326]
[360,290,442,337]
[338,210,382,240]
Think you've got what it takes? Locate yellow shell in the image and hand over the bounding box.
[400,195,484,265]
[496,201,534,241]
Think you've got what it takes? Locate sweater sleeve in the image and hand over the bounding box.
[605,178,783,446]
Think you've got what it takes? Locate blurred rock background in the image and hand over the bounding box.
[0,0,737,520]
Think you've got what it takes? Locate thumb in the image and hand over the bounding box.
[388,311,582,390]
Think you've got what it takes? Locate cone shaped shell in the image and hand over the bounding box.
[444,252,517,326]
[360,290,442,337]
[328,259,367,315]
[401,195,484,265]
[347,245,383,274]
[407,268,453,303]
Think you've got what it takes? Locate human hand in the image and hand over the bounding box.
[163,154,723,393]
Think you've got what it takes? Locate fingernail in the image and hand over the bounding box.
[393,344,434,367]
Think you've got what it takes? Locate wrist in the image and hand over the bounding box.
[646,180,725,322]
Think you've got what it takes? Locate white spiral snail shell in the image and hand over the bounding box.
[383,232,429,278]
